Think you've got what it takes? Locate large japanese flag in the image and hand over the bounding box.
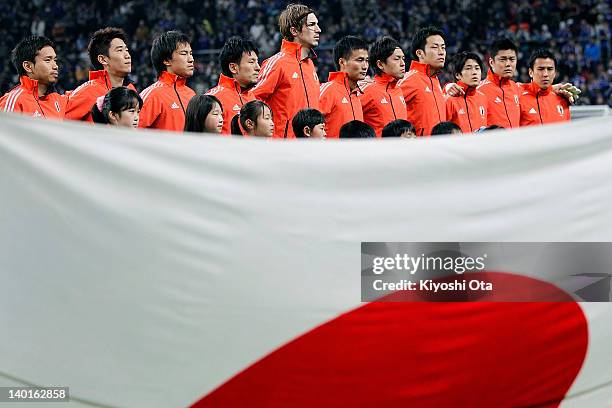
[1,113,612,407]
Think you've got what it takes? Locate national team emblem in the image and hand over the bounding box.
[55,101,61,112]
[479,106,485,116]
[514,95,519,104]
[400,96,405,105]
[313,72,318,81]
[557,105,564,115]
[292,72,299,79]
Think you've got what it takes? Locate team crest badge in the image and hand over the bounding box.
[514,95,519,104]
[557,105,564,115]
[479,106,485,116]
[55,101,61,112]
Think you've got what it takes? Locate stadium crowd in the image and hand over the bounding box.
[0,0,609,106]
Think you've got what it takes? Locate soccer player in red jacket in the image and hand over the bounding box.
[519,49,571,126]
[252,3,321,138]
[65,27,136,122]
[476,38,577,129]
[0,35,66,119]
[397,26,447,136]
[476,39,522,129]
[360,36,408,137]
[139,31,196,131]
[206,37,259,134]
[319,36,368,138]
[445,52,488,133]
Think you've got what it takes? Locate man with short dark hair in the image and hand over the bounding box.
[477,38,522,129]
[445,52,488,133]
[397,26,447,136]
[206,37,259,134]
[319,36,368,138]
[65,27,135,122]
[360,36,408,137]
[252,3,321,138]
[519,49,570,126]
[0,35,66,119]
[139,31,196,131]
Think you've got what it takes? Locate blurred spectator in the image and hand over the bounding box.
[0,0,609,108]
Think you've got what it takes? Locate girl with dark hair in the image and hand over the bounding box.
[184,95,224,133]
[230,100,274,137]
[91,87,142,127]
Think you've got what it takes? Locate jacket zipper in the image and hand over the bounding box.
[345,78,356,119]
[174,82,186,115]
[464,93,473,131]
[386,83,397,119]
[536,94,544,124]
[298,61,311,107]
[34,90,46,118]
[235,82,244,106]
[498,80,513,128]
[429,76,441,122]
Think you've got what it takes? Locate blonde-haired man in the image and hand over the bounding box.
[252,3,321,138]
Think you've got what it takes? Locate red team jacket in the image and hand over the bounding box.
[319,71,364,138]
[252,39,320,138]
[206,73,255,134]
[397,61,446,136]
[138,71,195,131]
[519,82,571,126]
[0,76,67,120]
[445,81,488,133]
[360,73,407,137]
[65,70,137,122]
[477,71,521,129]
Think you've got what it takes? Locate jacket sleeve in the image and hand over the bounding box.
[0,91,25,113]
[138,91,161,128]
[359,89,374,115]
[65,86,96,121]
[399,79,418,106]
[445,97,455,122]
[57,94,69,119]
[0,93,8,111]
[318,85,334,117]
[252,57,283,101]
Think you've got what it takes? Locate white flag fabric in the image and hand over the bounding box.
[2,113,612,407]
